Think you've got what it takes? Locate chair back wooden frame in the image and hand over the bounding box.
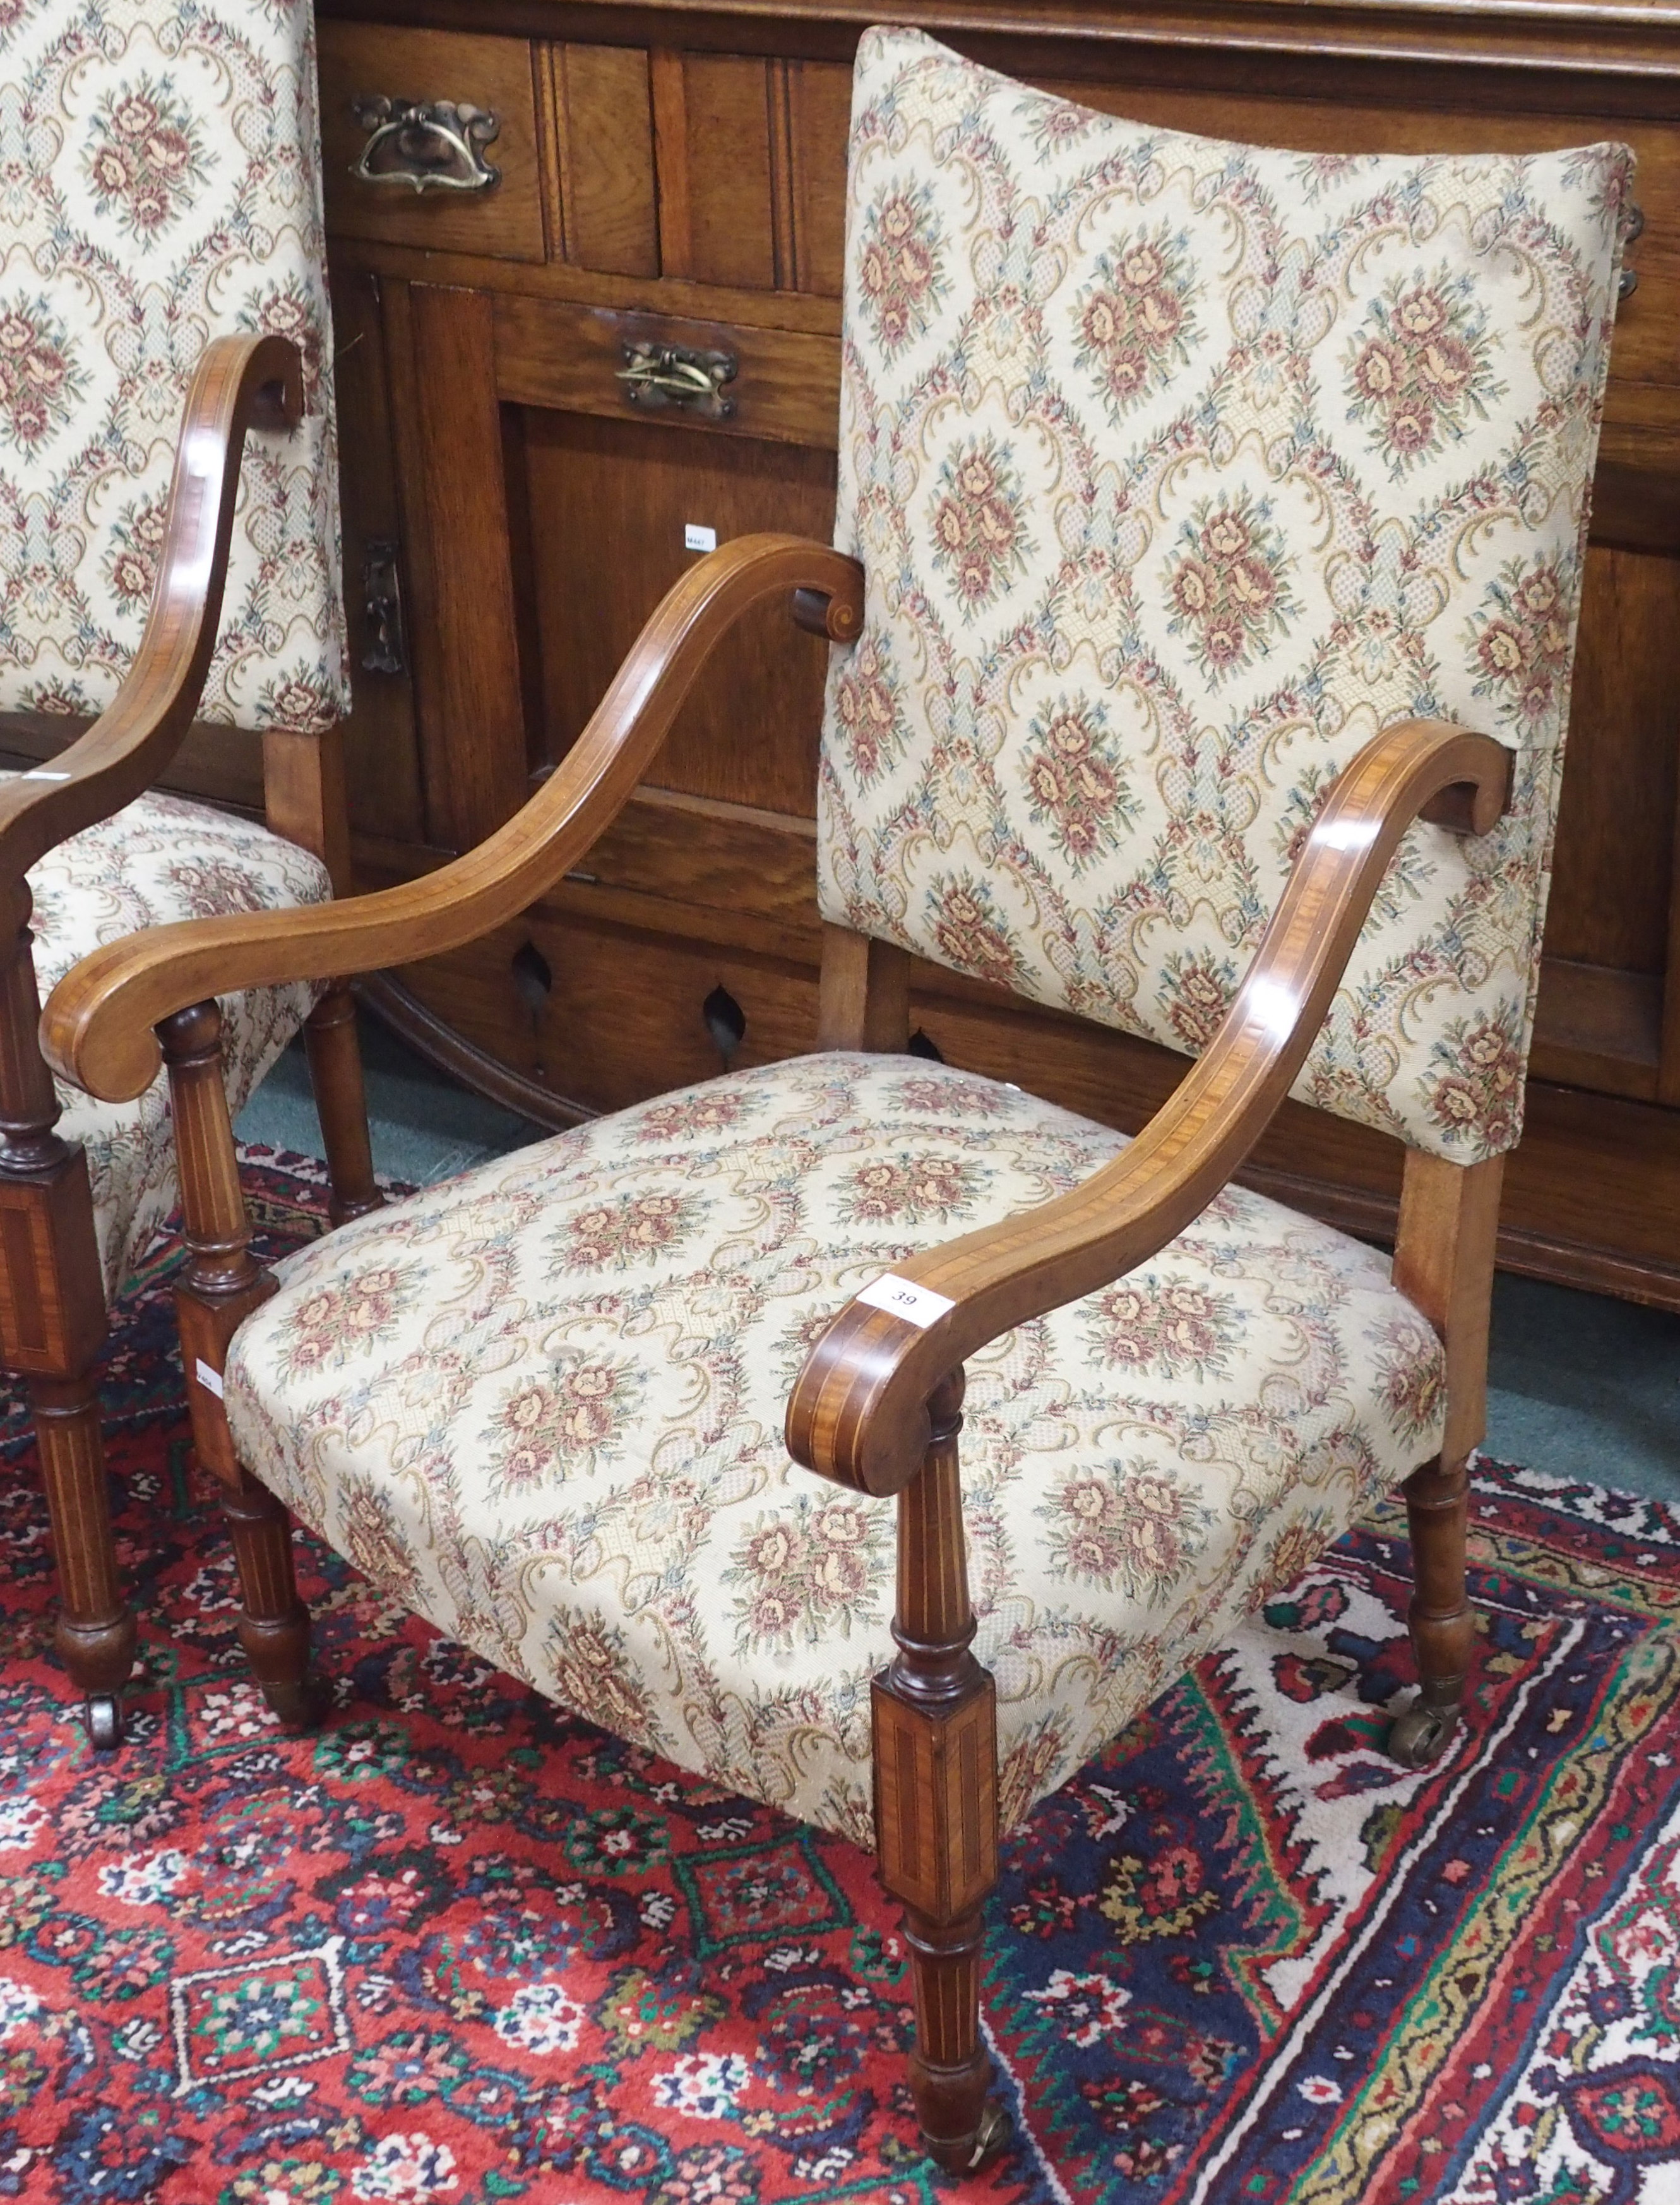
[0,335,377,1748]
[43,532,1509,2165]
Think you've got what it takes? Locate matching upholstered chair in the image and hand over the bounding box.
[0,8,374,1744]
[41,30,1631,2167]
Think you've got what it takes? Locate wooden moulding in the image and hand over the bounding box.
[311,0,1680,102]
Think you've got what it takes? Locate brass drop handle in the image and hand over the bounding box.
[350,96,501,194]
[617,341,738,421]
[1621,201,1644,300]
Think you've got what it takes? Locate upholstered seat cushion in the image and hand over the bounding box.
[22,783,329,1298]
[223,1052,1444,1846]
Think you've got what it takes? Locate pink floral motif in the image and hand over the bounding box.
[241,280,325,400]
[1043,1466,1212,1600]
[544,1613,657,1744]
[1424,1010,1525,1151]
[1022,696,1135,869]
[929,438,1031,607]
[926,875,1025,992]
[1016,92,1100,158]
[1374,1317,1446,1447]
[83,75,207,239]
[833,635,907,787]
[1160,953,1237,1056]
[104,497,168,611]
[339,1474,425,1608]
[1345,273,1498,473]
[165,855,273,919]
[840,1153,980,1224]
[19,678,94,715]
[1244,1514,1337,1611]
[1293,152,1362,198]
[633,1089,758,1143]
[1167,496,1294,679]
[727,1496,887,1651]
[280,1265,420,1378]
[0,298,83,453]
[1085,1280,1239,1381]
[1468,558,1574,731]
[561,1194,704,1272]
[888,1075,1009,1116]
[487,1358,645,1493]
[254,672,340,734]
[1074,232,1198,416]
[857,185,945,355]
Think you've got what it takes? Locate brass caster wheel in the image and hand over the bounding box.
[84,1693,123,1752]
[259,1669,333,1735]
[967,2103,1012,2170]
[927,2101,1012,2175]
[1387,1699,1458,1769]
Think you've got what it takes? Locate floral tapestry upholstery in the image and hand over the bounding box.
[819,28,1631,1163]
[223,1053,1445,1846]
[0,2,347,732]
[21,780,330,1298]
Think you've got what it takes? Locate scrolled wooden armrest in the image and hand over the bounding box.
[42,534,864,1101]
[0,334,303,890]
[785,719,1512,1501]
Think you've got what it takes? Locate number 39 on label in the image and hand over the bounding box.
[855,1274,955,1328]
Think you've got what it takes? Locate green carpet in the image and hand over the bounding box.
[235,1016,1680,1505]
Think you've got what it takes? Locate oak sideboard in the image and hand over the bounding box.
[8,0,1680,1308]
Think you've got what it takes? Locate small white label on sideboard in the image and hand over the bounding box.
[194,1358,225,1399]
[855,1274,955,1328]
[684,523,717,553]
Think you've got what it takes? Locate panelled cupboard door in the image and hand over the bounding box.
[520,415,837,813]
[309,1,1680,1312]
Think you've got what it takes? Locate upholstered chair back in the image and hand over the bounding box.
[819,28,1630,1162]
[0,3,347,733]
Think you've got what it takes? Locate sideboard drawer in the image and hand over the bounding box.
[494,293,840,448]
[318,21,546,263]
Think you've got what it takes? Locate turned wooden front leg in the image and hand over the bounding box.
[32,1373,133,1706]
[1390,1152,1501,1768]
[158,1000,325,1730]
[0,886,131,1742]
[1403,1450,1473,1712]
[872,1368,1003,2172]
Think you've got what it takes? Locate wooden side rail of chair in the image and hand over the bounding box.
[39,534,864,1102]
[0,333,306,888]
[786,718,1514,1502]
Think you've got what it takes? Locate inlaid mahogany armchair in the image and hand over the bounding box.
[42,31,1629,2167]
[0,335,378,1748]
[0,1,374,1747]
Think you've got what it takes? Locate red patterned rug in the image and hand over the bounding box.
[1,1145,1677,2205]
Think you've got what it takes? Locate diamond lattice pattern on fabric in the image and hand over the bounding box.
[818,29,1631,1162]
[0,2,347,732]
